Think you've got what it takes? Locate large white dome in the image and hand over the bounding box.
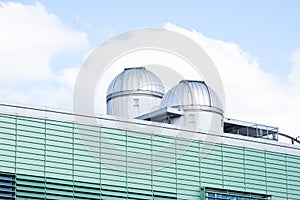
[107,67,165,102]
[161,80,223,115]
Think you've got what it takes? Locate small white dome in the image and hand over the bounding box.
[106,67,165,102]
[161,80,223,114]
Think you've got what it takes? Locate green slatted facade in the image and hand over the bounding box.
[0,111,299,200]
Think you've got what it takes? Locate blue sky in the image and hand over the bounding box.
[1,1,300,137]
[14,0,300,79]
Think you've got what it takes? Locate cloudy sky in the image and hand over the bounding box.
[1,1,300,139]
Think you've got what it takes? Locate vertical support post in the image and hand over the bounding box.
[72,122,75,199]
[44,118,47,199]
[14,116,17,199]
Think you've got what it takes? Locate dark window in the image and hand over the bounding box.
[0,173,15,198]
[204,187,271,200]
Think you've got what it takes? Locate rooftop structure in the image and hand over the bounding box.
[107,67,290,142]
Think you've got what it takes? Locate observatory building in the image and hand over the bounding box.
[107,67,165,119]
[0,67,299,200]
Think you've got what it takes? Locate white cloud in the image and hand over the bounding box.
[1,86,72,109]
[56,67,80,89]
[0,2,88,83]
[0,2,88,108]
[164,23,300,138]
